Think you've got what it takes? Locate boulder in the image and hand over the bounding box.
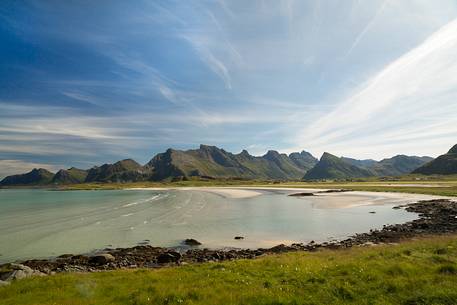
[269,244,291,253]
[0,264,46,281]
[184,239,202,246]
[157,251,181,264]
[288,192,314,197]
[89,253,115,265]
[234,236,244,240]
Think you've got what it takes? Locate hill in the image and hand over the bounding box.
[303,152,373,180]
[304,153,432,180]
[52,168,88,184]
[413,144,457,175]
[371,155,434,176]
[0,168,54,186]
[286,151,318,170]
[85,159,150,183]
[341,157,377,169]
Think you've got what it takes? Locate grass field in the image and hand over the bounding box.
[1,236,457,305]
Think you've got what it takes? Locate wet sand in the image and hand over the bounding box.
[127,186,455,208]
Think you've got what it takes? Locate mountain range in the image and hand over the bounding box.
[304,153,433,180]
[0,145,318,186]
[412,144,457,175]
[1,143,455,186]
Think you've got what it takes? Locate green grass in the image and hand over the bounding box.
[2,236,457,304]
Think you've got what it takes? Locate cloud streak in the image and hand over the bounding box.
[2,0,457,170]
[296,18,457,158]
[0,160,61,179]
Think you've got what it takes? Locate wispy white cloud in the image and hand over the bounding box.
[0,160,61,179]
[181,33,233,89]
[294,18,457,159]
[345,0,388,57]
[2,0,457,166]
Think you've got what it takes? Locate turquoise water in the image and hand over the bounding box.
[0,189,417,263]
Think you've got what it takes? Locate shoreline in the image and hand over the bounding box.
[1,198,457,280]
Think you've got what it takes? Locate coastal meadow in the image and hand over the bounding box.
[1,235,457,305]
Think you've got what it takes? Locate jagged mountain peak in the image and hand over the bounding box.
[320,152,339,161]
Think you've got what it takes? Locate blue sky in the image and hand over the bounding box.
[1,0,457,177]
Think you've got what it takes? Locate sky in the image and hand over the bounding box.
[1,0,457,178]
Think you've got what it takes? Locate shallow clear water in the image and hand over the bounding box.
[0,189,418,263]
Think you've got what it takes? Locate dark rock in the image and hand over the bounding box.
[57,254,74,259]
[317,189,353,193]
[369,211,376,214]
[0,263,46,281]
[234,236,244,240]
[288,192,315,197]
[268,244,291,253]
[184,238,202,246]
[89,253,115,265]
[157,251,181,264]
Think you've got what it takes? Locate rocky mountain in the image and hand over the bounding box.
[372,155,434,176]
[304,153,433,180]
[303,152,373,180]
[0,168,54,186]
[413,144,457,175]
[85,159,150,183]
[0,144,440,185]
[52,168,88,184]
[289,151,319,170]
[146,145,317,180]
[341,157,377,169]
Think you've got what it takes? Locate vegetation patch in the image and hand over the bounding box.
[2,236,457,304]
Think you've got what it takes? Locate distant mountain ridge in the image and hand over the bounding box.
[413,144,457,175]
[304,153,373,180]
[0,168,54,186]
[0,144,442,185]
[0,145,318,185]
[304,153,433,180]
[52,167,88,184]
[85,159,149,182]
[145,145,318,181]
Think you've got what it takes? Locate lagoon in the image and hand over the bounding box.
[0,188,428,263]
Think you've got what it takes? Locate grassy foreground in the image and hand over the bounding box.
[2,236,457,305]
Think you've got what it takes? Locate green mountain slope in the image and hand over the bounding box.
[0,168,54,186]
[303,152,373,180]
[304,153,433,180]
[413,144,457,175]
[1,144,437,184]
[52,168,88,184]
[288,151,318,171]
[372,155,433,176]
[146,145,317,180]
[85,159,150,183]
[341,157,377,169]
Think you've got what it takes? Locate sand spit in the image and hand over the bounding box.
[125,186,455,207]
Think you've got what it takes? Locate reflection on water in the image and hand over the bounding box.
[0,189,417,263]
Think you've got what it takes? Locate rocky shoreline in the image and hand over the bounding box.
[1,198,457,284]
